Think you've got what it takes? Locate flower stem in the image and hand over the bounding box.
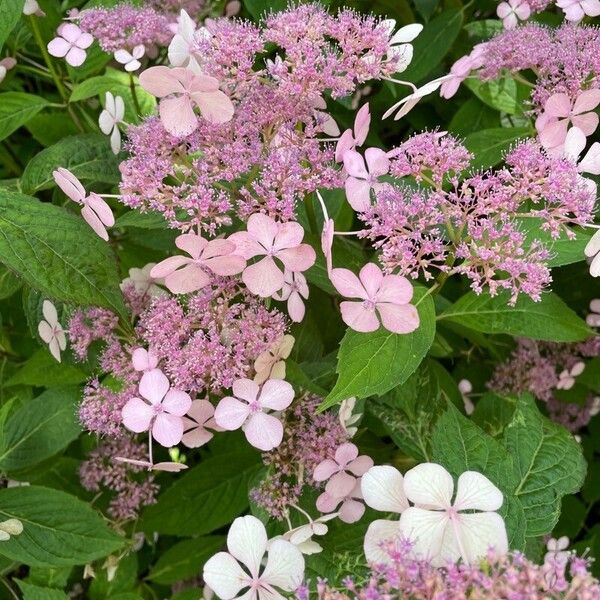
[129,72,142,117]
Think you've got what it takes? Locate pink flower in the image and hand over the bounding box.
[121,368,192,447]
[38,300,66,362]
[440,45,486,99]
[181,399,220,448]
[150,233,246,294]
[139,66,234,136]
[556,0,600,21]
[316,478,366,524]
[214,378,294,451]
[313,443,373,495]
[497,0,531,29]
[253,334,295,385]
[114,45,145,72]
[229,214,316,297]
[47,23,93,67]
[330,263,419,334]
[52,168,114,240]
[335,103,370,162]
[537,90,600,149]
[343,148,390,212]
[131,347,158,372]
[272,271,309,323]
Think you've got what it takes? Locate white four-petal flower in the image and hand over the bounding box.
[38,300,67,362]
[203,515,305,600]
[99,91,125,154]
[114,45,145,72]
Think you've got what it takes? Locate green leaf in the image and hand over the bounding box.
[140,445,262,536]
[400,9,463,83]
[6,349,87,387]
[0,191,126,317]
[27,566,72,589]
[448,98,500,138]
[243,0,287,20]
[0,263,22,299]
[320,286,435,410]
[464,127,531,169]
[464,77,520,114]
[88,552,137,600]
[439,291,593,342]
[115,210,168,229]
[0,486,124,567]
[0,387,81,471]
[70,68,156,123]
[25,112,80,148]
[147,536,225,585]
[503,395,587,537]
[0,93,49,142]
[0,0,25,51]
[21,134,120,194]
[16,580,69,600]
[463,19,504,40]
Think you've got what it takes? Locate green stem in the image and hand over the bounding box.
[129,72,141,116]
[28,15,84,132]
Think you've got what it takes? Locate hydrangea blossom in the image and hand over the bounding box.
[47,23,93,67]
[38,300,66,362]
[99,92,124,154]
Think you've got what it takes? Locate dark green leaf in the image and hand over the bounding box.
[16,580,69,600]
[0,93,49,142]
[464,127,531,168]
[6,349,87,387]
[0,0,25,51]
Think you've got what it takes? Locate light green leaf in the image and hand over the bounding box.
[400,9,463,83]
[320,286,435,410]
[464,77,520,114]
[0,93,49,142]
[0,486,124,567]
[243,0,287,20]
[439,291,592,342]
[115,210,167,229]
[0,387,81,471]
[16,580,69,600]
[0,263,21,299]
[0,191,126,317]
[463,19,504,40]
[503,394,587,537]
[140,445,262,536]
[147,536,225,585]
[0,0,25,51]
[448,97,500,137]
[21,134,120,194]
[464,127,531,168]
[6,349,87,387]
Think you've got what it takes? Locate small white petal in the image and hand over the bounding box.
[403,463,454,509]
[361,465,409,514]
[226,515,267,578]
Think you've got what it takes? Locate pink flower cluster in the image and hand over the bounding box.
[79,438,158,521]
[358,133,595,303]
[302,541,600,600]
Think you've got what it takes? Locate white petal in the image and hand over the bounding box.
[398,507,449,565]
[389,23,423,44]
[261,539,305,591]
[361,465,408,514]
[455,512,508,564]
[203,552,248,600]
[110,126,121,154]
[114,49,133,64]
[227,515,267,578]
[42,300,59,327]
[363,519,400,564]
[454,471,503,511]
[563,126,586,161]
[584,229,600,258]
[403,463,454,509]
[114,95,125,122]
[98,110,114,135]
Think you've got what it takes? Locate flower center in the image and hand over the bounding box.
[249,400,261,413]
[153,404,164,415]
[362,299,376,311]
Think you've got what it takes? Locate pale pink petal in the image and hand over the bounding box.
[261,539,305,591]
[515,2,531,18]
[572,112,599,136]
[244,412,284,451]
[48,338,61,362]
[403,463,454,509]
[497,2,512,18]
[455,512,508,564]
[287,291,305,322]
[343,150,368,179]
[544,93,572,118]
[81,205,109,240]
[313,459,340,482]
[182,425,213,448]
[364,519,400,564]
[358,263,384,299]
[192,89,235,124]
[325,472,357,498]
[186,398,215,424]
[139,66,184,97]
[65,47,87,67]
[348,455,374,476]
[150,255,192,279]
[86,194,115,227]
[563,126,586,161]
[75,32,93,49]
[539,119,568,148]
[203,254,246,276]
[214,396,251,430]
[53,168,85,203]
[258,379,294,411]
[159,95,198,137]
[139,368,170,405]
[454,471,503,511]
[122,398,154,433]
[38,321,54,344]
[345,177,372,211]
[376,302,420,334]
[201,238,234,259]
[375,274,414,304]
[579,142,600,174]
[152,412,184,447]
[339,498,365,523]
[335,442,359,466]
[176,233,207,259]
[165,263,211,294]
[153,462,188,472]
[203,552,248,600]
[243,256,285,297]
[228,231,265,260]
[273,221,305,251]
[340,301,380,333]
[276,244,316,273]
[247,213,279,251]
[353,103,371,146]
[330,268,367,299]
[55,330,67,351]
[232,378,260,403]
[362,466,409,514]
[42,299,59,326]
[364,148,390,177]
[132,347,158,371]
[188,73,220,94]
[316,492,341,513]
[162,389,192,416]
[335,129,355,162]
[60,23,82,43]
[47,37,70,58]
[573,89,600,114]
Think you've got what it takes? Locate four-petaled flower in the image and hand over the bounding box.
[38,300,66,362]
[168,9,205,72]
[272,271,309,323]
[280,514,337,555]
[203,515,304,600]
[131,347,159,372]
[556,0,600,21]
[214,378,294,451]
[343,148,390,212]
[335,103,370,162]
[52,168,115,240]
[330,263,419,334]
[497,0,531,29]
[229,214,316,298]
[253,334,295,384]
[150,233,246,294]
[380,21,423,71]
[99,92,125,154]
[181,399,221,448]
[139,66,234,136]
[114,45,145,72]
[120,263,166,297]
[122,368,192,447]
[47,23,93,67]
[398,463,508,566]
